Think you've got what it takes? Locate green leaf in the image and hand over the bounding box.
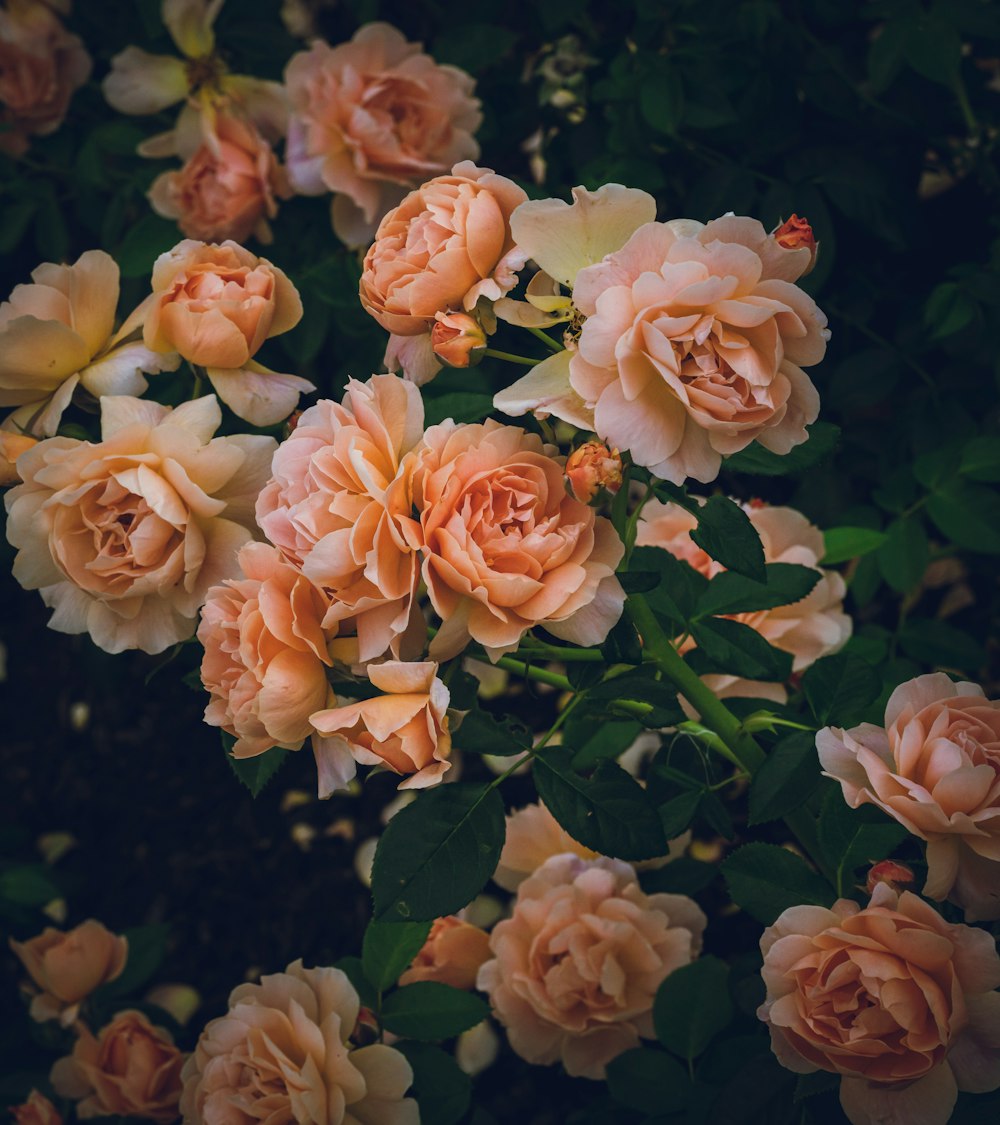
[432,22,518,72]
[927,481,1000,554]
[584,668,684,727]
[900,11,962,86]
[818,792,910,896]
[960,435,1000,482]
[394,1041,471,1125]
[722,844,834,924]
[748,732,822,826]
[640,67,685,134]
[606,1047,691,1114]
[224,736,289,797]
[115,214,181,278]
[802,653,881,727]
[794,1071,840,1101]
[722,422,840,476]
[897,618,986,672]
[640,858,718,896]
[658,790,703,838]
[371,784,505,922]
[653,957,733,1062]
[691,496,766,582]
[423,393,495,427]
[689,618,793,681]
[452,708,531,756]
[333,956,377,1009]
[380,981,488,1041]
[362,921,432,992]
[876,515,929,593]
[821,526,888,565]
[534,747,667,861]
[925,281,976,338]
[695,563,820,617]
[630,546,708,626]
[0,864,60,906]
[572,720,643,769]
[97,924,169,998]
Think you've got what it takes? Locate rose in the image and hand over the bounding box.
[430,311,487,368]
[0,431,37,485]
[9,1090,61,1125]
[199,542,332,759]
[564,441,623,503]
[478,855,706,1079]
[0,0,91,157]
[411,419,625,660]
[310,661,451,793]
[284,22,482,245]
[10,920,127,1026]
[398,916,491,991]
[179,959,418,1125]
[255,375,424,662]
[818,672,1000,920]
[757,883,1000,1125]
[51,1010,186,1124]
[4,395,275,655]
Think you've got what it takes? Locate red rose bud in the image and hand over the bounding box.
[565,441,623,503]
[773,214,818,275]
[865,860,915,897]
[351,1006,381,1047]
[431,311,487,368]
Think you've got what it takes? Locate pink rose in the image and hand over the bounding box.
[310,660,452,793]
[255,375,424,662]
[4,395,275,655]
[9,1090,61,1125]
[285,22,482,246]
[199,541,332,759]
[478,855,706,1079]
[564,440,623,503]
[10,919,128,1026]
[0,0,90,156]
[411,419,625,660]
[398,916,492,991]
[818,672,1000,921]
[430,311,487,369]
[179,959,418,1125]
[51,1010,186,1124]
[758,884,1000,1125]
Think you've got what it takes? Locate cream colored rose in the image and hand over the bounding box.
[398,916,492,991]
[4,395,276,655]
[10,919,127,1026]
[51,1010,186,1124]
[478,855,706,1079]
[199,542,332,759]
[411,419,625,661]
[758,883,1000,1125]
[9,1090,61,1125]
[179,959,418,1125]
[818,672,1000,921]
[255,375,424,662]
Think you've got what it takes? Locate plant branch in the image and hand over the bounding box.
[484,349,541,366]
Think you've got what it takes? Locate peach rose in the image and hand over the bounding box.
[398,916,491,991]
[141,239,312,426]
[285,23,482,246]
[0,0,90,157]
[637,498,851,699]
[564,440,623,503]
[0,249,179,436]
[9,1090,61,1125]
[179,959,418,1125]
[411,419,625,660]
[4,395,276,655]
[478,855,706,1079]
[51,1010,185,1123]
[149,111,290,246]
[10,919,127,1026]
[0,431,38,485]
[199,541,332,759]
[310,661,451,793]
[758,883,1000,1125]
[818,672,1000,921]
[431,311,487,368]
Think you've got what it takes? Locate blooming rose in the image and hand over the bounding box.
[565,440,623,503]
[9,1090,61,1125]
[179,959,418,1125]
[0,0,90,157]
[0,249,179,436]
[398,916,491,991]
[478,855,706,1079]
[285,23,482,246]
[10,919,128,1026]
[818,672,1000,921]
[310,661,451,793]
[5,395,276,654]
[757,883,1000,1125]
[255,376,424,662]
[411,419,625,660]
[51,1010,185,1123]
[149,111,291,245]
[637,498,851,700]
[141,239,312,426]
[199,541,332,759]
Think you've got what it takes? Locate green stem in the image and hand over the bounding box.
[523,325,564,353]
[484,349,541,366]
[487,691,584,786]
[495,655,572,691]
[515,640,606,662]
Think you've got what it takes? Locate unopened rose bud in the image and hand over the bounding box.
[773,214,818,275]
[565,441,623,503]
[352,1006,381,1047]
[865,860,915,897]
[0,432,38,485]
[431,311,487,368]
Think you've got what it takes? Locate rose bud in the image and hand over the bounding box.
[865,859,915,897]
[773,214,818,275]
[351,1006,381,1047]
[565,441,623,503]
[431,311,487,368]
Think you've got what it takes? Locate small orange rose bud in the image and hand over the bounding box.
[565,441,623,503]
[773,214,818,275]
[352,1005,381,1047]
[0,432,38,486]
[431,311,487,368]
[865,860,915,897]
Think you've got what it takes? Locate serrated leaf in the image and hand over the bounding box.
[876,515,929,593]
[95,924,169,999]
[640,858,718,896]
[748,732,821,825]
[722,844,834,924]
[821,527,888,565]
[927,481,1000,554]
[690,617,793,681]
[658,790,703,838]
[691,496,766,582]
[695,564,820,618]
[0,865,60,906]
[630,546,708,626]
[802,653,881,727]
[572,720,643,770]
[606,1047,691,1114]
[362,921,431,992]
[333,956,378,1009]
[224,736,289,797]
[818,792,910,896]
[722,423,840,476]
[897,618,986,672]
[654,957,733,1062]
[380,981,488,1040]
[394,1041,471,1125]
[452,708,531,756]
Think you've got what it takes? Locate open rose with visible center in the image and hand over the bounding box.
[758,883,1000,1125]
[818,672,1000,921]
